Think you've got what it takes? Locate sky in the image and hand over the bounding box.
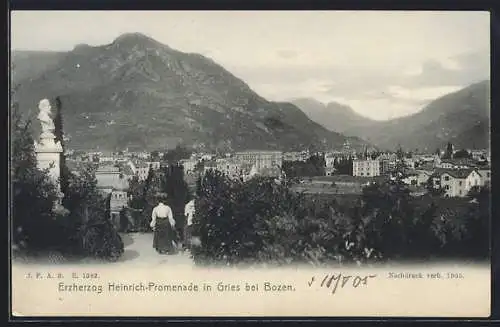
[11,11,490,120]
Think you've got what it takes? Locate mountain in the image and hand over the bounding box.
[366,80,490,151]
[11,50,67,86]
[292,81,490,151]
[290,98,377,137]
[11,33,369,152]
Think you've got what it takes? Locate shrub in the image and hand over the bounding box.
[191,169,490,266]
[80,217,124,262]
[11,108,61,251]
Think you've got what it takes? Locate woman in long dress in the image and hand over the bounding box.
[150,194,176,254]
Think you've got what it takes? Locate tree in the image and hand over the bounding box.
[63,165,124,260]
[53,96,70,197]
[396,145,405,161]
[194,160,205,174]
[11,104,123,261]
[150,150,160,161]
[11,107,60,250]
[161,164,191,236]
[425,176,445,197]
[127,175,146,210]
[361,180,416,260]
[443,142,454,159]
[163,145,192,164]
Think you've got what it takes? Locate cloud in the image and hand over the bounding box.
[399,50,490,88]
[276,49,298,59]
[386,85,464,102]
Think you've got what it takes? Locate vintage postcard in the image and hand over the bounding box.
[10,10,491,318]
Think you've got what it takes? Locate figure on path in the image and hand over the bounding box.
[150,193,176,254]
[183,197,195,251]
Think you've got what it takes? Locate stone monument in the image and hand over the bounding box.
[34,99,65,207]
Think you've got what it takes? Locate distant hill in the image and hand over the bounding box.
[11,33,369,152]
[290,98,377,137]
[292,80,490,151]
[11,50,66,86]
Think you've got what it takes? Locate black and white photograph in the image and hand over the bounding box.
[10,10,491,317]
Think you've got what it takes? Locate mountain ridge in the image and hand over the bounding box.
[11,33,369,152]
[292,80,490,151]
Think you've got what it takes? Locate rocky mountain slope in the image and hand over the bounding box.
[11,33,369,152]
[293,80,490,151]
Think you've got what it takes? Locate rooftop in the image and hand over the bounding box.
[96,165,120,173]
[441,158,478,166]
[433,168,475,179]
[235,150,283,154]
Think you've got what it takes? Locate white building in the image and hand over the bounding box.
[136,162,150,182]
[283,151,310,162]
[353,159,380,177]
[180,158,199,174]
[234,150,283,170]
[432,168,482,197]
[403,157,416,169]
[437,159,477,170]
[324,153,337,168]
[146,161,161,170]
[477,167,491,186]
[402,170,433,186]
[95,165,129,195]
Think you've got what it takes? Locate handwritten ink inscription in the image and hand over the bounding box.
[308,273,377,295]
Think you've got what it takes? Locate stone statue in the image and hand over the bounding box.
[37,99,55,137]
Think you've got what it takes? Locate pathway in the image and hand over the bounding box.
[116,232,195,267]
[12,232,195,267]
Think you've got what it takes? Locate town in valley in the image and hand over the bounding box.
[64,141,491,230]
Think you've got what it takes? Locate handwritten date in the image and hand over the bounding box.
[308,273,376,295]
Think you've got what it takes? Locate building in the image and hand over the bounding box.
[470,149,487,161]
[234,150,283,170]
[95,165,129,194]
[431,168,482,197]
[437,159,478,170]
[413,154,441,168]
[136,162,150,182]
[146,161,161,170]
[353,159,380,177]
[325,166,336,176]
[216,158,241,179]
[477,167,491,186]
[403,157,416,169]
[402,169,432,186]
[341,140,357,157]
[179,158,199,174]
[283,151,310,162]
[376,153,398,174]
[402,171,419,185]
[119,163,136,181]
[109,190,129,230]
[203,160,218,173]
[201,153,214,161]
[415,169,433,186]
[324,152,339,169]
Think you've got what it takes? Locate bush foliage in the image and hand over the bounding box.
[191,170,490,266]
[11,106,123,261]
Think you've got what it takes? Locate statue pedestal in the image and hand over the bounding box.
[35,133,64,203]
